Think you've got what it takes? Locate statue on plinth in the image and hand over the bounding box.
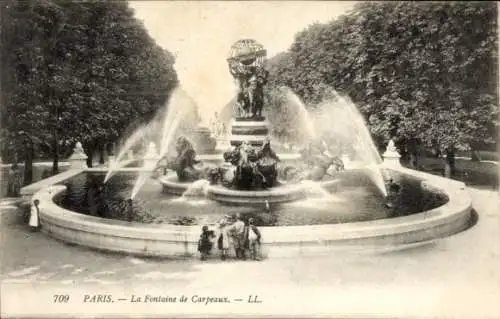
[68,141,88,169]
[228,39,269,119]
[382,139,401,167]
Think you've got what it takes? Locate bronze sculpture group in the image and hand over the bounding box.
[165,135,280,190]
[233,65,268,119]
[161,39,345,191]
[219,139,280,190]
[228,39,268,119]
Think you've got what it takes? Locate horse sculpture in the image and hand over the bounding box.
[172,136,202,182]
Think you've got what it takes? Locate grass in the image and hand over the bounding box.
[455,150,499,161]
[401,156,498,189]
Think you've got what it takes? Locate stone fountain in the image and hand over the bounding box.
[27,39,475,259]
[159,39,345,205]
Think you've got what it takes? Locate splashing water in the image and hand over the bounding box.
[104,125,150,183]
[158,88,197,159]
[282,87,317,142]
[181,179,210,198]
[325,91,387,196]
[300,180,333,198]
[299,180,345,202]
[130,172,152,201]
[286,180,345,209]
[105,87,197,185]
[171,179,210,206]
[130,144,160,200]
[130,88,199,199]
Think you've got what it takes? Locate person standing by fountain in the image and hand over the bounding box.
[29,199,41,231]
[230,213,246,260]
[7,164,22,197]
[246,218,262,261]
[198,225,215,261]
[217,218,231,260]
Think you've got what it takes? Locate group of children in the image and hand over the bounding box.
[27,198,262,261]
[198,214,262,261]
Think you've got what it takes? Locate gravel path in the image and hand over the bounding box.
[1,187,499,317]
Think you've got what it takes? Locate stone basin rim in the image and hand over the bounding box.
[31,164,472,255]
[160,172,340,196]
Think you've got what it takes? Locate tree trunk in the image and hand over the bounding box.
[444,149,455,179]
[86,147,94,168]
[23,143,34,186]
[405,138,419,169]
[106,142,114,156]
[409,153,418,169]
[52,128,59,174]
[98,142,105,165]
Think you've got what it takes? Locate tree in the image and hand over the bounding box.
[267,1,498,177]
[1,0,58,183]
[1,0,178,180]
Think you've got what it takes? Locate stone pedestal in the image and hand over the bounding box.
[230,117,269,147]
[215,137,231,152]
[191,126,217,154]
[383,140,401,167]
[68,142,88,169]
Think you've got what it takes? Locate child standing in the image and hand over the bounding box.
[29,199,41,231]
[247,218,262,260]
[198,225,214,261]
[217,219,230,260]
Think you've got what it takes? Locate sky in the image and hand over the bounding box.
[129,1,357,124]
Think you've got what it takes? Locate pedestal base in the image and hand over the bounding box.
[230,118,269,147]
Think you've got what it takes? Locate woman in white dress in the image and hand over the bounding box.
[29,199,41,231]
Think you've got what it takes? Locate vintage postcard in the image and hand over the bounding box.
[1,1,499,318]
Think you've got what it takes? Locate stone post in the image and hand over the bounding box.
[383,139,401,167]
[68,142,88,169]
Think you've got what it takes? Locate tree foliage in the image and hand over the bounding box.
[1,0,178,176]
[268,1,498,161]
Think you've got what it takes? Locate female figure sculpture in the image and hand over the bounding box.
[227,39,268,119]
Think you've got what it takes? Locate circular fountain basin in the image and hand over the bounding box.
[160,173,194,196]
[32,164,473,258]
[205,183,306,205]
[159,172,341,205]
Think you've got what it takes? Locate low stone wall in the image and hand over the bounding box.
[32,164,473,258]
[1,162,71,198]
[20,169,84,204]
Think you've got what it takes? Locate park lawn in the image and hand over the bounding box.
[402,156,498,189]
[455,150,499,161]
